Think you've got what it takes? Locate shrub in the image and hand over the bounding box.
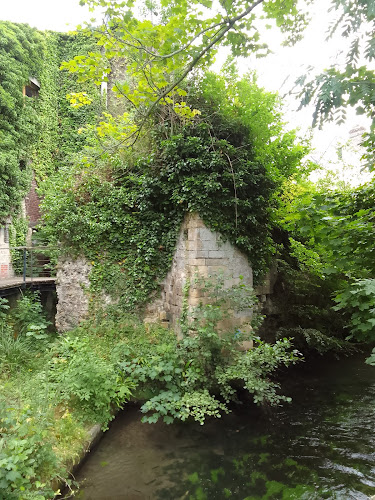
[0,294,53,376]
[0,402,61,500]
[119,276,300,425]
[333,279,375,342]
[49,334,134,427]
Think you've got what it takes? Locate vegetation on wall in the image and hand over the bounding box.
[30,30,102,183]
[0,21,101,267]
[29,32,60,183]
[40,71,309,309]
[56,32,102,164]
[0,22,43,222]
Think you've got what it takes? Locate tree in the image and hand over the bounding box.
[61,0,375,166]
[296,0,375,170]
[63,0,309,146]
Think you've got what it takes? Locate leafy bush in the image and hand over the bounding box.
[49,334,134,427]
[365,348,375,366]
[333,279,375,342]
[9,292,51,338]
[0,402,61,500]
[0,294,52,376]
[262,258,349,354]
[275,327,350,356]
[119,276,300,425]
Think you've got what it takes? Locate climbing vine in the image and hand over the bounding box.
[0,22,43,223]
[30,30,102,182]
[41,72,308,310]
[30,32,59,183]
[56,32,102,164]
[0,22,101,266]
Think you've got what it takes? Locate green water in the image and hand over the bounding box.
[73,353,375,499]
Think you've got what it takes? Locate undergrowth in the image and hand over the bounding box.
[1,280,300,498]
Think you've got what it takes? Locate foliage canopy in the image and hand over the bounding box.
[41,71,308,307]
[63,0,309,146]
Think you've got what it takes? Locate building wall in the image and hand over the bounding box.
[0,219,13,279]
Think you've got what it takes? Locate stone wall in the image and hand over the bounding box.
[144,213,254,334]
[0,218,13,279]
[55,214,256,334]
[55,257,91,332]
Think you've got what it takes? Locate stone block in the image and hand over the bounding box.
[187,239,202,251]
[237,340,254,351]
[201,238,219,252]
[232,267,252,281]
[207,265,227,274]
[159,311,168,321]
[206,258,229,267]
[189,297,203,307]
[195,266,209,277]
[234,310,253,320]
[189,258,206,267]
[188,228,198,241]
[239,323,253,335]
[194,218,206,228]
[189,288,203,299]
[208,250,225,258]
[198,227,215,241]
[186,214,206,229]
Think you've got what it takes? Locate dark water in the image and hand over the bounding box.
[74,353,375,499]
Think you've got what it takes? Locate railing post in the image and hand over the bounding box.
[22,248,26,288]
[30,248,33,282]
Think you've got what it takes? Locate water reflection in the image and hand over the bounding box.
[74,353,375,499]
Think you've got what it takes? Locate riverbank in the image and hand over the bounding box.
[0,292,299,499]
[72,352,375,499]
[2,292,373,499]
[0,306,139,499]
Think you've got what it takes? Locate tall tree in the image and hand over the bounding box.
[66,0,374,164]
[64,0,309,145]
[296,0,375,170]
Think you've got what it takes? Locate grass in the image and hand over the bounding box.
[0,305,169,500]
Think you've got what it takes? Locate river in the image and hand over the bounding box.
[72,352,375,499]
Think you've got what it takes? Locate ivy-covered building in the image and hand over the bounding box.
[0,21,100,278]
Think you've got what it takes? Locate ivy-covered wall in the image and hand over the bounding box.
[40,72,309,312]
[0,21,101,262]
[0,22,43,223]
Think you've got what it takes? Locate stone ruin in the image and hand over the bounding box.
[55,213,264,335]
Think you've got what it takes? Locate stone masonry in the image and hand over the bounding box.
[55,257,92,332]
[144,213,254,335]
[55,214,255,335]
[0,218,13,279]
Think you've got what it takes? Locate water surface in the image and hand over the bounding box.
[74,353,375,499]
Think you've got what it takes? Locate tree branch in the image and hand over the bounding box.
[141,0,265,125]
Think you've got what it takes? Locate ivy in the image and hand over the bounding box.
[0,22,43,222]
[41,72,308,309]
[0,22,102,274]
[56,32,102,164]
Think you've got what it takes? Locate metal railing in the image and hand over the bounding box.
[10,246,56,283]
